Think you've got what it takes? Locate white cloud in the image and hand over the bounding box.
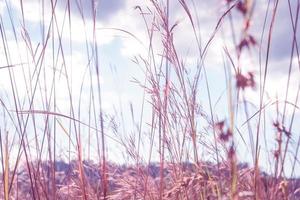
[0,1,5,14]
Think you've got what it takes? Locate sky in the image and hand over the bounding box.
[0,0,300,177]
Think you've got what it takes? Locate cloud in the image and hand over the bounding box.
[268,0,299,61]
[0,1,5,14]
[5,0,121,47]
[97,0,126,21]
[55,0,125,23]
[8,0,125,23]
[244,0,300,105]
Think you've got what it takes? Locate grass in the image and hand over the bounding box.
[0,0,300,199]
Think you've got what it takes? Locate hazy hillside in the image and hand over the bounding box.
[1,160,300,199]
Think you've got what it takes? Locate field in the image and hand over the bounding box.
[0,0,300,199]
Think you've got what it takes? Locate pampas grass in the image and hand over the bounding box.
[0,0,300,199]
